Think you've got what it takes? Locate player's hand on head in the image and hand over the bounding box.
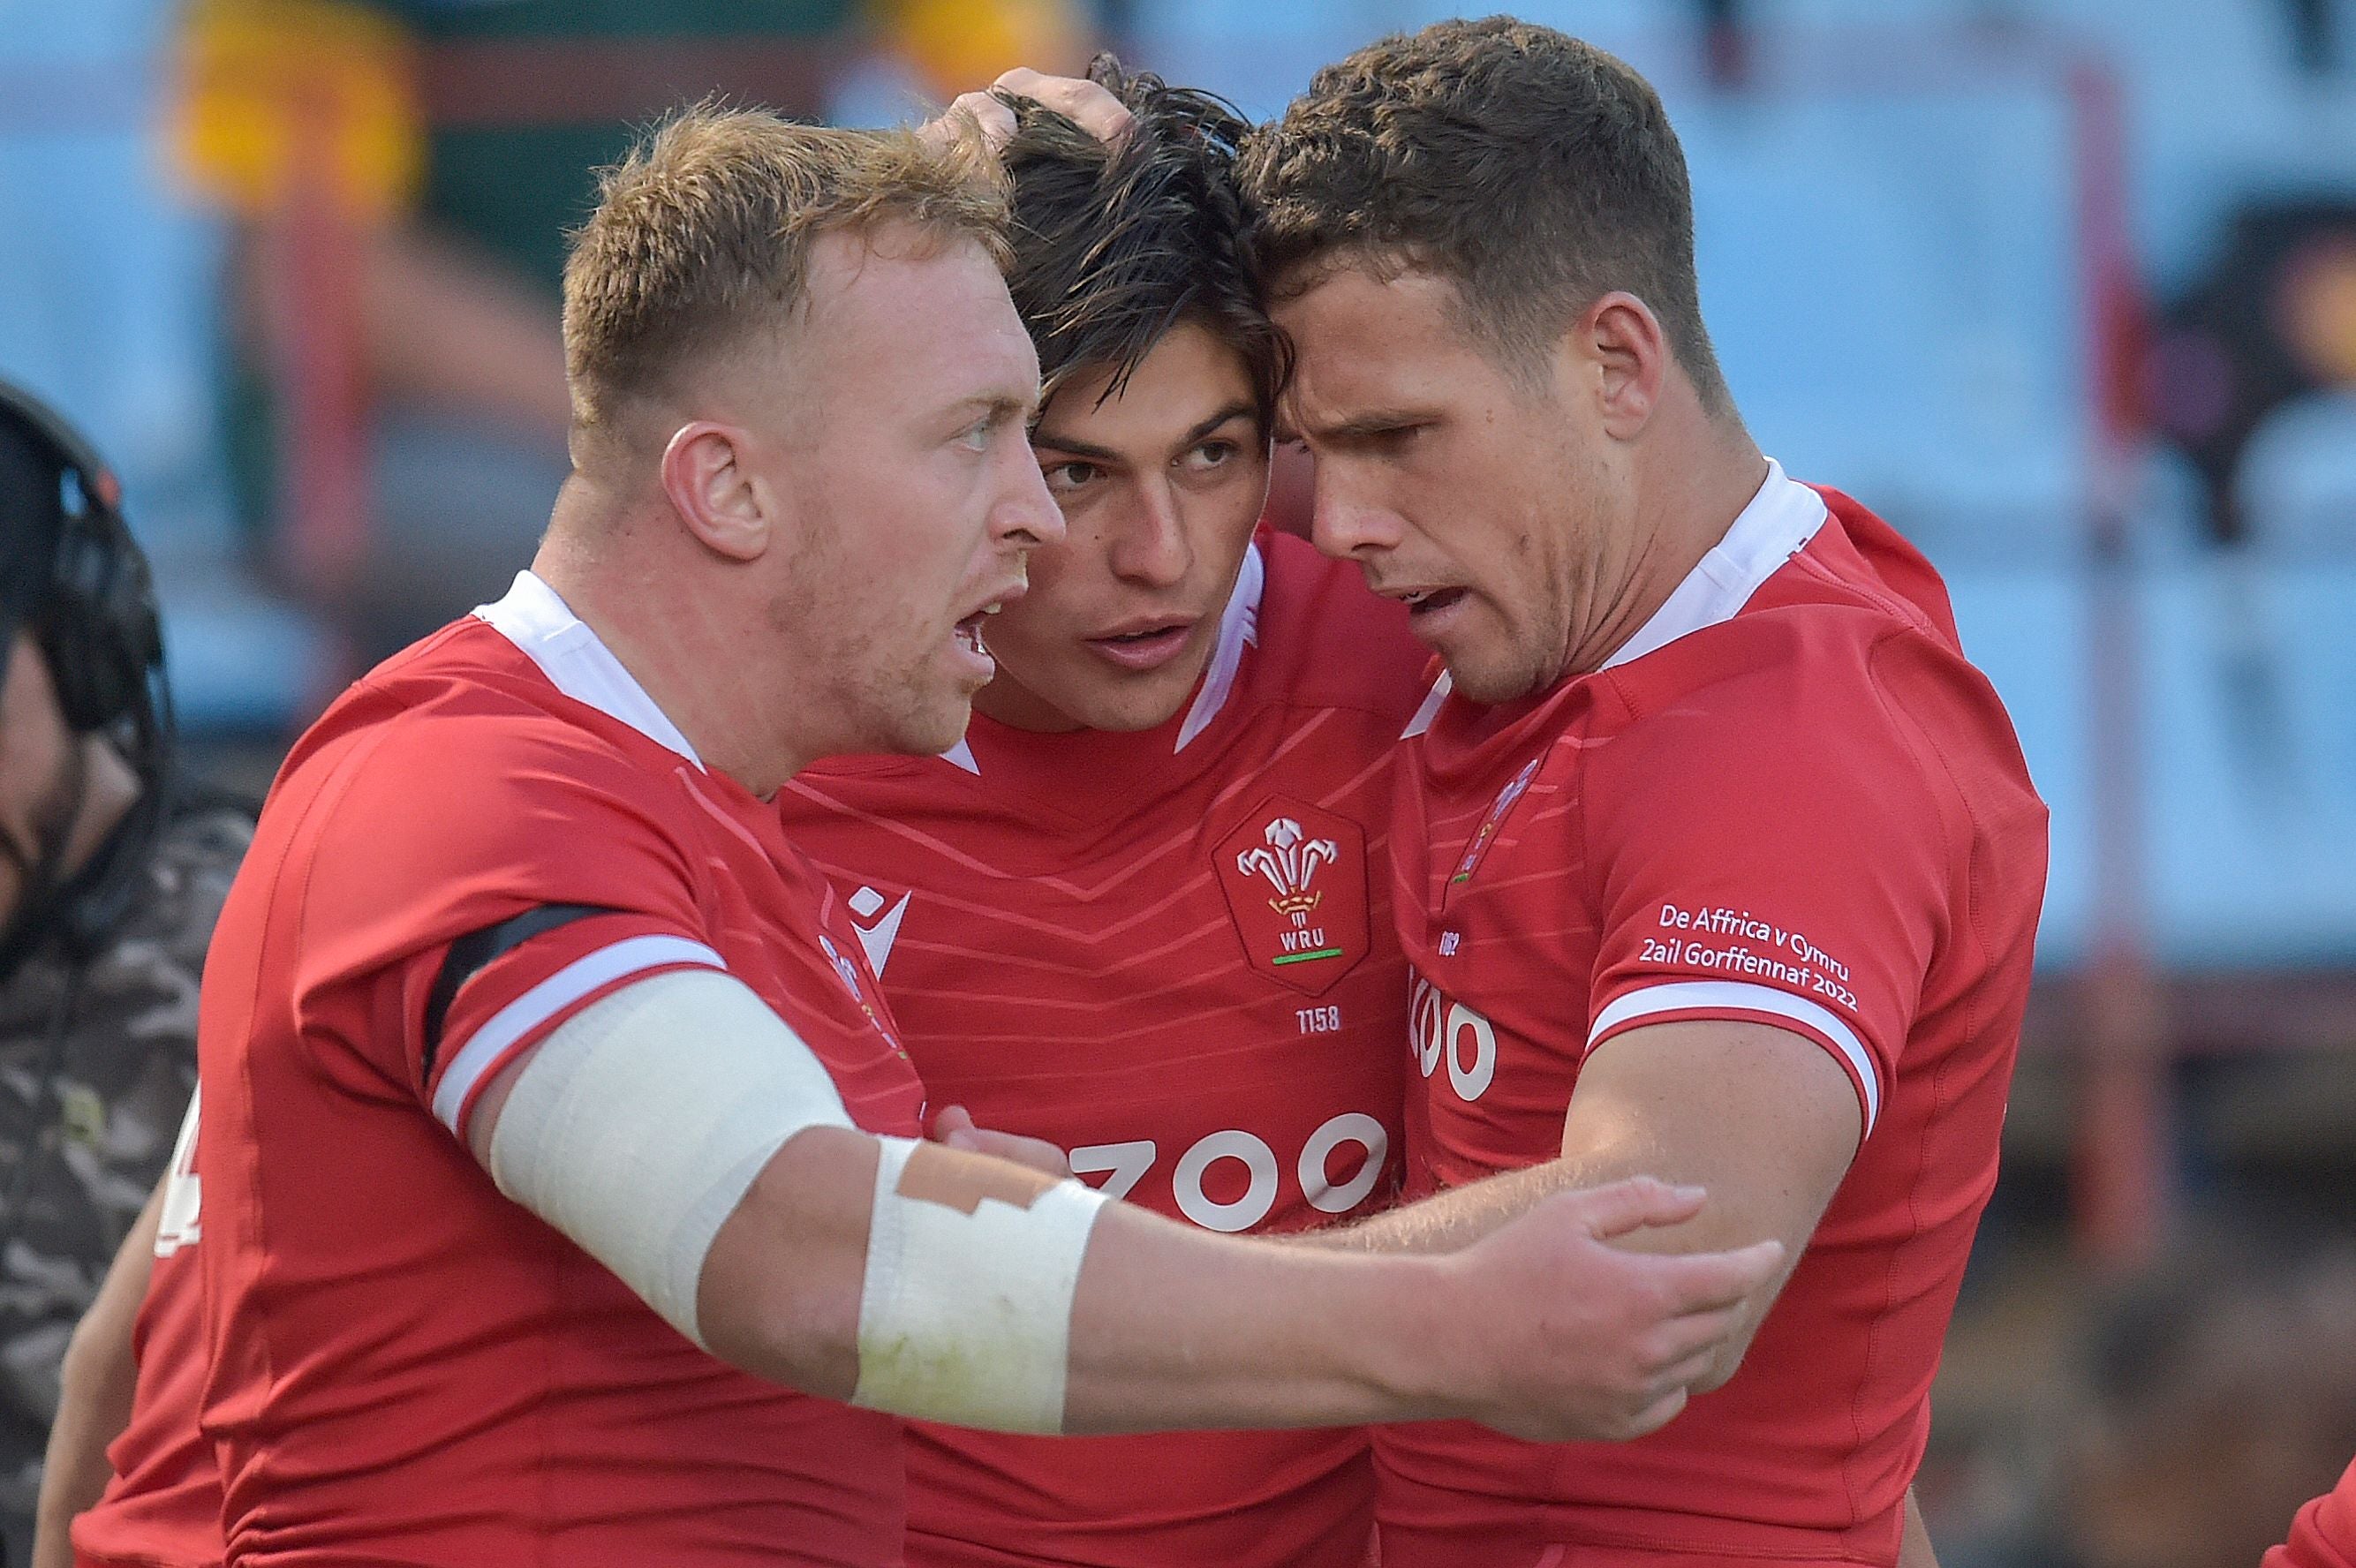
[919,70,1133,158]
[1439,1178,1785,1444]
[928,1104,1072,1180]
[922,91,1019,155]
[991,68,1133,145]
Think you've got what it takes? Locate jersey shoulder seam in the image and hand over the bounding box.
[1782,545,1950,649]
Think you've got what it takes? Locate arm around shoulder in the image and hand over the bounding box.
[466,968,1783,1443]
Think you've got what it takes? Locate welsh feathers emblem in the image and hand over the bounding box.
[1214,797,1370,997]
[1237,817,1338,924]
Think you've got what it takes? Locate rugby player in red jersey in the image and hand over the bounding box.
[105,101,1785,1567]
[783,64,1423,1567]
[1242,19,2047,1567]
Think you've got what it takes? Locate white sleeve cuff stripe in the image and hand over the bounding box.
[1587,979,1883,1136]
[431,933,727,1134]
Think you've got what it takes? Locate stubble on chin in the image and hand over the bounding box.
[1445,650,1556,707]
[889,681,975,758]
[1438,602,1567,707]
[849,625,977,759]
[810,648,964,762]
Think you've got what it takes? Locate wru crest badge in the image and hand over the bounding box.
[1236,817,1339,927]
[1214,798,1371,998]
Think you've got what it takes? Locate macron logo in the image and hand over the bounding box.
[847,885,912,978]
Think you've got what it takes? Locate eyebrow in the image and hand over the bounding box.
[951,392,1038,432]
[1295,408,1432,444]
[1031,400,1258,463]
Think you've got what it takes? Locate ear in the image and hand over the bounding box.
[659,422,774,562]
[1574,290,1669,441]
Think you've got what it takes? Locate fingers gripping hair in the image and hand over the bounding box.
[999,55,1289,424]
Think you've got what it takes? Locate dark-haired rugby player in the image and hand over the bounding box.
[784,60,1429,1568]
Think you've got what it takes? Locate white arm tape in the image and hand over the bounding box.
[850,1135,1109,1435]
[486,967,854,1345]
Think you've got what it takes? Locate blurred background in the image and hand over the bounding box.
[4,0,2353,1561]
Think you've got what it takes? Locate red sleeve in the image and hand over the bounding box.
[2269,1459,2356,1568]
[1582,627,1952,1140]
[292,713,725,1140]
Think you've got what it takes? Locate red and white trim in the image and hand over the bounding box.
[1585,978,1883,1136]
[475,572,704,766]
[431,933,726,1135]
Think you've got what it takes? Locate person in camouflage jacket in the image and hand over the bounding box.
[0,797,251,1550]
[2,378,246,1565]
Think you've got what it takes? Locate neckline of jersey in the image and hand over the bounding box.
[1413,460,1830,749]
[1599,457,1829,672]
[472,570,706,768]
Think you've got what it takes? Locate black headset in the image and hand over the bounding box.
[0,374,175,982]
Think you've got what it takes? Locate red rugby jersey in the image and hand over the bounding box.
[72,1097,218,1568]
[2270,1459,2356,1568]
[783,531,1431,1568]
[193,573,926,1567]
[1378,466,2048,1567]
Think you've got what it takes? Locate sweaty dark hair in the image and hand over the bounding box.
[1000,56,1287,422]
[1238,16,1729,409]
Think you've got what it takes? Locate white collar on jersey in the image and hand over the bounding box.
[1400,460,1824,738]
[1599,458,1828,671]
[473,570,706,767]
[939,539,1266,773]
[1174,538,1265,751]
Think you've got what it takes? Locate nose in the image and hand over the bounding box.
[1106,478,1191,590]
[1308,464,1401,562]
[993,446,1067,552]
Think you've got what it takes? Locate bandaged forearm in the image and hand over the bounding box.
[483,969,1110,1431]
[847,1135,1107,1434]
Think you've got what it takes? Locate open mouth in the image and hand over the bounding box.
[1084,619,1196,672]
[1400,587,1469,619]
[952,599,1007,673]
